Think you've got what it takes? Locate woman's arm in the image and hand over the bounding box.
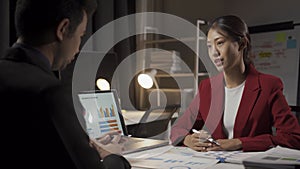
[239,78,300,151]
[170,83,205,146]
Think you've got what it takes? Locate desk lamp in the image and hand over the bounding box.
[137,69,161,106]
[96,78,110,91]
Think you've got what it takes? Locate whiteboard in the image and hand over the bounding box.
[251,27,300,105]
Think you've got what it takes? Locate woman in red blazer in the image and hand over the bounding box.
[170,15,300,152]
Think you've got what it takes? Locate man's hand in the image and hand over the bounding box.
[89,131,127,159]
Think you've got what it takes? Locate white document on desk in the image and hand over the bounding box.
[126,146,218,169]
[243,146,300,168]
[124,145,173,160]
[193,150,264,164]
[205,163,245,169]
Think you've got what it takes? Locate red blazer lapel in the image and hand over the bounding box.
[234,65,261,137]
[205,73,227,139]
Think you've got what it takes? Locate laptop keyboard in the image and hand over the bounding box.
[123,137,144,146]
[127,137,144,143]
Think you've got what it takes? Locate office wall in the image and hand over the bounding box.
[223,0,300,26]
[158,0,300,106]
[160,0,300,26]
[0,0,9,56]
[162,0,226,24]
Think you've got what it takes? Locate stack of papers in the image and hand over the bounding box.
[242,146,300,169]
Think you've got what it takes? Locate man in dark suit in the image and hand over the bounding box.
[0,0,131,168]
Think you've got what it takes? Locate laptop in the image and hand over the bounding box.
[77,90,169,154]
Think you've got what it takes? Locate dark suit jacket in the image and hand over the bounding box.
[171,64,300,151]
[0,44,130,169]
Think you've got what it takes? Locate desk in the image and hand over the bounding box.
[131,162,245,169]
[132,160,245,169]
[206,163,245,169]
[124,145,246,169]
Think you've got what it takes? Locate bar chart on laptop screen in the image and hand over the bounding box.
[98,104,120,133]
[78,93,124,138]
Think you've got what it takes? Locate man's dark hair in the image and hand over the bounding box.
[15,0,97,45]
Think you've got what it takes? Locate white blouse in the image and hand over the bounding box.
[223,81,245,139]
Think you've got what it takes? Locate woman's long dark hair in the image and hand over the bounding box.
[208,15,253,67]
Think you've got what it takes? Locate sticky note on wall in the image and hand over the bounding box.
[287,39,297,49]
[275,32,286,42]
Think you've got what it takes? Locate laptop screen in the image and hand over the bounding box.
[78,90,127,138]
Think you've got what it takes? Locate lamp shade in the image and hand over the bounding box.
[96,78,110,90]
[138,69,158,89]
[137,69,161,106]
[137,74,153,89]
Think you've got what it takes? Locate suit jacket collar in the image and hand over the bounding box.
[208,72,226,138]
[234,64,261,137]
[2,43,55,77]
[209,64,261,138]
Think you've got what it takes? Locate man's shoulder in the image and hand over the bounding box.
[0,60,60,91]
[0,49,60,92]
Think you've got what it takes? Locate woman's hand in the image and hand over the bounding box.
[183,130,213,152]
[206,138,242,151]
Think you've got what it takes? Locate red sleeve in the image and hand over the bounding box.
[239,79,300,151]
[170,82,204,145]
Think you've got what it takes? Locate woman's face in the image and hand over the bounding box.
[207,28,243,72]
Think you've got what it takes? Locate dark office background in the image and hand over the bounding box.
[2,0,138,108]
[1,0,299,109]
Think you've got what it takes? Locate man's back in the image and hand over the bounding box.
[0,45,72,168]
[0,45,131,169]
[3,0,131,168]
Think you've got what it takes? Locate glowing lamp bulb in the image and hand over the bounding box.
[137,74,154,89]
[96,78,110,90]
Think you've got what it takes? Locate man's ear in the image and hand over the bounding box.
[56,18,70,41]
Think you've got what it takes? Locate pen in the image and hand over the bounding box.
[192,129,220,146]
